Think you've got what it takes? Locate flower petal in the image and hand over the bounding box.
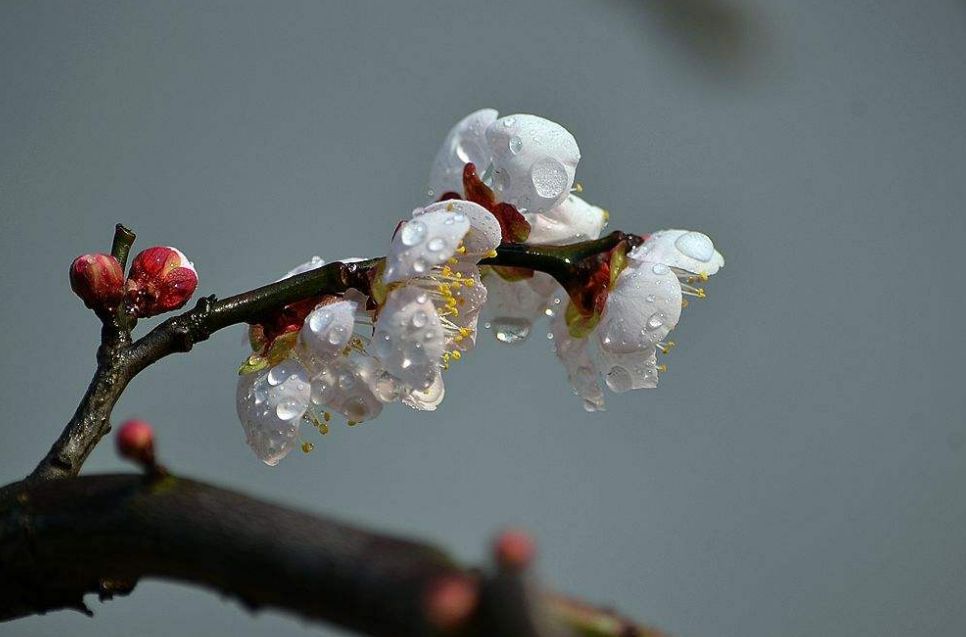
[235,360,311,466]
[598,260,682,354]
[309,356,384,423]
[598,346,660,392]
[428,108,498,197]
[384,210,470,283]
[372,287,445,389]
[481,270,558,343]
[297,300,357,370]
[630,230,724,275]
[551,313,606,411]
[278,256,325,281]
[401,371,445,411]
[485,114,579,214]
[525,194,608,245]
[417,199,501,258]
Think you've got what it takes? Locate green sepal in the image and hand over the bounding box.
[565,301,601,339]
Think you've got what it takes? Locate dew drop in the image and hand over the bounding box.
[646,312,665,331]
[651,263,670,275]
[276,399,303,421]
[411,310,428,328]
[530,158,568,199]
[674,231,714,262]
[605,366,633,393]
[427,238,446,252]
[508,136,523,155]
[493,317,531,344]
[400,221,427,247]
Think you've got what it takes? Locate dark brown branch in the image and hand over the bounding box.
[0,474,659,637]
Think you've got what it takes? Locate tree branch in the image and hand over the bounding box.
[0,474,661,637]
[28,232,638,482]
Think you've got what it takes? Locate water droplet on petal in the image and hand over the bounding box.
[427,238,445,252]
[605,366,633,393]
[530,157,568,199]
[493,318,531,344]
[411,310,428,328]
[651,263,670,275]
[400,221,427,247]
[646,312,665,330]
[674,231,714,262]
[508,135,523,155]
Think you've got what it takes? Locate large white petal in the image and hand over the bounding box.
[630,230,725,275]
[525,194,607,245]
[598,260,682,354]
[236,360,311,466]
[372,287,444,389]
[417,199,501,258]
[485,114,580,214]
[428,108,498,198]
[384,210,470,283]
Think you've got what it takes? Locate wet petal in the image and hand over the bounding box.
[551,312,605,411]
[598,346,660,392]
[401,371,446,411]
[297,300,357,370]
[417,199,501,258]
[372,287,445,389]
[235,360,311,466]
[485,114,579,214]
[309,356,384,423]
[598,260,682,354]
[384,210,470,283]
[525,194,608,245]
[428,108,498,197]
[630,230,724,275]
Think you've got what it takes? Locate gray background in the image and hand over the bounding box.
[2,1,965,636]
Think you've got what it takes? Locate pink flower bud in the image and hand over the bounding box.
[69,253,124,313]
[126,246,198,317]
[116,419,156,468]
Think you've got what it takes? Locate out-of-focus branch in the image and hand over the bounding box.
[0,474,661,637]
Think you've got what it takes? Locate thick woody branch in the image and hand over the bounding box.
[0,474,659,637]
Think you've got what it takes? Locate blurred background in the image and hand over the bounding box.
[2,1,965,636]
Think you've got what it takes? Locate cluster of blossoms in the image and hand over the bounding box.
[233,109,724,465]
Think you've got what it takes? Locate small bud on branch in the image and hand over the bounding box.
[126,246,198,317]
[69,253,124,314]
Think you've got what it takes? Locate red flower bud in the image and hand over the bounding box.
[116,419,156,469]
[423,575,478,631]
[126,246,198,317]
[493,529,536,570]
[69,253,124,313]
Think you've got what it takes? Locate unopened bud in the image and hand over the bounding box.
[69,253,124,313]
[116,419,156,470]
[424,574,478,631]
[494,529,536,570]
[126,246,198,317]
